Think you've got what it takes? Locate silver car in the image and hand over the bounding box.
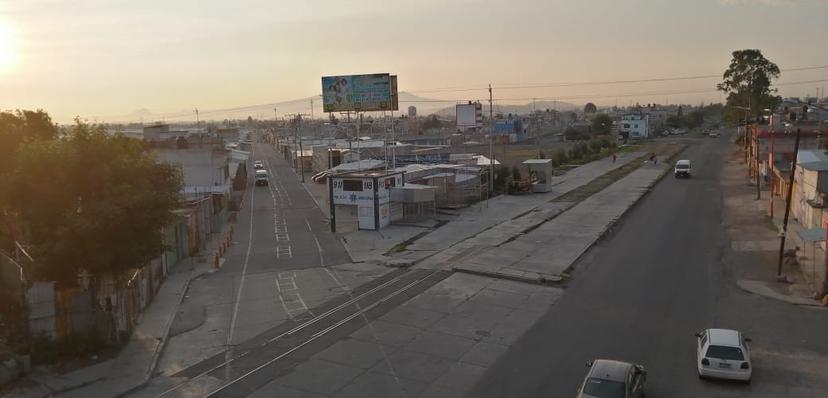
[577,359,647,398]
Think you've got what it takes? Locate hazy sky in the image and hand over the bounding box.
[1,0,827,122]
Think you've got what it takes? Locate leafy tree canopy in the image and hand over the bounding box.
[717,49,781,124]
[5,118,182,285]
[591,113,613,135]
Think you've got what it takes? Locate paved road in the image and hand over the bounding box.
[468,136,828,397]
[152,137,388,382]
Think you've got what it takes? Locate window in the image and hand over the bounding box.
[706,345,745,361]
[582,378,626,398]
[700,332,708,346]
[343,180,363,191]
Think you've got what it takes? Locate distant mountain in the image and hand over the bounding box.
[92,92,577,124]
[433,100,580,118]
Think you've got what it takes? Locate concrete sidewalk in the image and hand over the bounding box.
[341,225,431,264]
[399,151,646,264]
[8,233,233,398]
[721,150,826,307]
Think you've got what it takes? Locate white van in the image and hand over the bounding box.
[674,159,691,178]
[255,169,269,186]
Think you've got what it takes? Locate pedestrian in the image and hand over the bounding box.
[612,153,617,163]
[652,152,658,165]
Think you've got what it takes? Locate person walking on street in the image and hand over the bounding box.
[612,153,617,163]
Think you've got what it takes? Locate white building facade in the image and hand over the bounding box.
[620,114,649,139]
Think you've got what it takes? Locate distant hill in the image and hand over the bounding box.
[433,100,580,118]
[89,93,580,124]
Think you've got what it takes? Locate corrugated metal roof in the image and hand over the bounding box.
[799,161,828,171]
[797,149,828,164]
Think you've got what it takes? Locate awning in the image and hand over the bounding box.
[796,227,826,243]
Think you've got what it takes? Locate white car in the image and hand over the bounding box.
[674,159,691,178]
[254,160,264,170]
[696,328,752,382]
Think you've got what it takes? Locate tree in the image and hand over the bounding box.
[421,115,442,130]
[717,49,781,124]
[591,113,613,135]
[6,120,182,285]
[666,115,682,129]
[564,127,586,141]
[684,110,705,129]
[584,103,597,114]
[0,110,58,175]
[567,111,578,123]
[0,110,59,251]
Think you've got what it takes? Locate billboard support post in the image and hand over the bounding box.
[488,84,494,203]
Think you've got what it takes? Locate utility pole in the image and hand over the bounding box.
[286,113,310,182]
[357,113,362,171]
[194,108,200,129]
[488,84,494,196]
[310,98,314,120]
[391,110,396,169]
[755,106,763,201]
[777,128,801,280]
[298,115,305,183]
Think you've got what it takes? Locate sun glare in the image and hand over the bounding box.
[0,21,19,72]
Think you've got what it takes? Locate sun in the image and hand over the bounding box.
[0,21,19,72]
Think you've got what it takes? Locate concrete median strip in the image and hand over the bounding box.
[451,145,686,284]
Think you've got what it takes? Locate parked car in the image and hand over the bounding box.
[674,159,691,178]
[696,328,752,382]
[254,160,264,170]
[577,359,647,398]
[708,131,720,138]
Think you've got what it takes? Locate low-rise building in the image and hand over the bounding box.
[619,114,649,139]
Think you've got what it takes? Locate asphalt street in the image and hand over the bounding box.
[467,135,828,397]
[153,137,389,381]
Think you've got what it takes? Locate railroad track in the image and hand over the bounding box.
[157,268,449,397]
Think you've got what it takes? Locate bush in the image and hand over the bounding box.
[31,331,107,365]
[564,127,587,141]
[589,139,604,154]
[493,166,510,193]
[512,166,522,181]
[552,149,568,166]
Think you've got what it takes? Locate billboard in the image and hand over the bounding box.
[456,102,483,129]
[322,73,397,112]
[390,75,399,111]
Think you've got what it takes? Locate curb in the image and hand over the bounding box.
[735,280,827,309]
[339,237,360,263]
[116,266,208,398]
[452,265,563,285]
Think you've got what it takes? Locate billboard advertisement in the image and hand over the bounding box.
[456,102,483,129]
[322,73,396,112]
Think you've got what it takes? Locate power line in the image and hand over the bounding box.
[492,78,828,102]
[97,66,828,123]
[406,64,828,94]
